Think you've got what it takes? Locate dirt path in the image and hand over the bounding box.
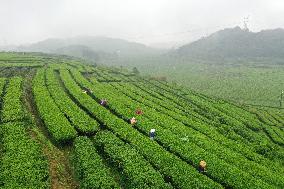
[22,69,79,189]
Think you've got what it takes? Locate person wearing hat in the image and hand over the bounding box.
[130,117,137,125]
[198,160,207,173]
[149,129,156,140]
[100,99,107,106]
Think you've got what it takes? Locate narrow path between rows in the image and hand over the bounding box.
[22,69,79,189]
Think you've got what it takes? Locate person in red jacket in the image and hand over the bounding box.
[135,109,143,115]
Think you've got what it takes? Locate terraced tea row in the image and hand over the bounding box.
[73,69,284,188]
[0,52,284,189]
[0,122,49,189]
[60,68,222,188]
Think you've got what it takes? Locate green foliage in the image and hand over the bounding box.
[62,69,223,189]
[94,131,172,189]
[33,68,77,143]
[85,71,283,188]
[45,68,99,134]
[0,122,49,189]
[1,77,26,122]
[134,59,284,108]
[73,136,119,189]
[1,52,284,188]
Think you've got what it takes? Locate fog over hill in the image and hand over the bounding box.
[174,27,284,61]
[3,27,284,65]
[16,36,165,62]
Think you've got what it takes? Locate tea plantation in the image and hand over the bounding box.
[0,52,284,189]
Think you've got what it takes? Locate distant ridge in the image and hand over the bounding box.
[174,26,284,60]
[17,36,163,62]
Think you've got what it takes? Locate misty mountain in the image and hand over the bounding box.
[18,36,163,62]
[0,45,18,51]
[174,27,284,60]
[55,45,106,61]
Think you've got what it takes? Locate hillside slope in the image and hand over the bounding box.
[17,36,163,62]
[175,26,284,60]
[0,52,284,188]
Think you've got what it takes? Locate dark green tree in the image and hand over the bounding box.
[132,67,140,75]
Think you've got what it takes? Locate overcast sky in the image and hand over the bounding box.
[1,0,284,47]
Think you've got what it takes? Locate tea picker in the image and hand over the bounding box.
[198,160,207,173]
[100,99,107,106]
[135,108,143,115]
[130,117,137,125]
[149,129,156,140]
[87,88,93,93]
